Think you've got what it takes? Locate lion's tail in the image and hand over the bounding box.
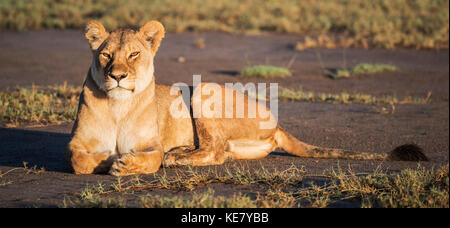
[274,127,428,161]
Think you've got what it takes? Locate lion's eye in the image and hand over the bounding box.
[129,52,140,59]
[100,52,111,59]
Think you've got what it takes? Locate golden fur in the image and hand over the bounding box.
[67,20,427,176]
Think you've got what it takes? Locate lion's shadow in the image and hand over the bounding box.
[0,127,71,172]
[0,126,295,173]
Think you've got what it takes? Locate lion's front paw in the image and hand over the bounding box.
[109,154,133,176]
[162,150,189,167]
[109,151,162,176]
[162,152,177,167]
[162,147,194,167]
[70,150,112,174]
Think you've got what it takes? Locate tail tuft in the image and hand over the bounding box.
[388,144,428,161]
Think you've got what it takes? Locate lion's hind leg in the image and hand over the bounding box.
[226,140,275,160]
[162,140,275,167]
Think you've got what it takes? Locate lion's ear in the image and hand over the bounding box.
[139,21,165,54]
[85,20,109,51]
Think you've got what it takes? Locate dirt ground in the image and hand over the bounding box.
[0,30,448,207]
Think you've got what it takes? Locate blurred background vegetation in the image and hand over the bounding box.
[0,0,448,49]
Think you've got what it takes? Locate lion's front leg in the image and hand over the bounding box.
[109,149,163,176]
[68,149,114,174]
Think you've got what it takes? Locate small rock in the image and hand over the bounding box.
[177,56,185,63]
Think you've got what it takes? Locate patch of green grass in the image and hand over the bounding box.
[61,182,126,208]
[326,69,352,79]
[352,64,397,75]
[327,63,398,79]
[0,83,80,126]
[299,165,449,208]
[62,165,302,208]
[1,0,447,49]
[240,65,291,78]
[140,188,296,208]
[278,87,396,105]
[62,164,449,208]
[65,187,296,208]
[278,87,432,105]
[110,164,304,192]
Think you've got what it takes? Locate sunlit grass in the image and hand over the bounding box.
[352,64,397,75]
[326,63,398,79]
[140,188,296,208]
[277,87,431,105]
[61,164,449,208]
[0,83,80,126]
[299,165,449,208]
[240,65,292,78]
[1,0,448,49]
[325,63,397,79]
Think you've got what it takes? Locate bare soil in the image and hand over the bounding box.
[0,30,448,207]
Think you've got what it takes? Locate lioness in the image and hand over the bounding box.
[67,20,427,176]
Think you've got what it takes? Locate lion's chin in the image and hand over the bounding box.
[107,87,133,100]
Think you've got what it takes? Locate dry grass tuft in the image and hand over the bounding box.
[62,164,448,208]
[297,165,449,208]
[0,82,80,126]
[278,87,432,105]
[326,63,398,79]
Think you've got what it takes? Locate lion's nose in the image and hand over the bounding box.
[109,72,128,82]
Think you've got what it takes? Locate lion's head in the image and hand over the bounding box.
[85,20,165,99]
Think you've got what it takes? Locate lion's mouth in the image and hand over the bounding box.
[108,86,127,90]
[105,80,135,91]
[107,86,134,92]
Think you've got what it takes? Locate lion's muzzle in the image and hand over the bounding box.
[108,72,128,82]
